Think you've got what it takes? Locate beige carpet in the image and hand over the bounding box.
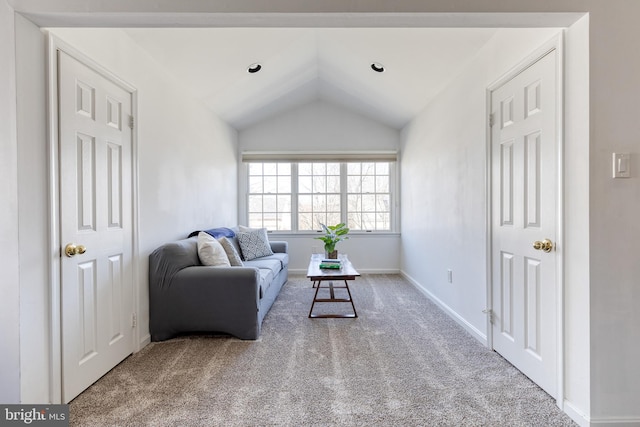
[70,274,576,426]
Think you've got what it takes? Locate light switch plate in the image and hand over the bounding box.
[612,153,631,178]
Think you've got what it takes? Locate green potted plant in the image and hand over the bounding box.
[315,222,349,259]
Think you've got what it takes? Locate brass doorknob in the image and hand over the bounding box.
[532,239,554,253]
[65,243,86,257]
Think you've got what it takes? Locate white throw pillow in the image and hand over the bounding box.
[236,228,274,261]
[197,232,231,267]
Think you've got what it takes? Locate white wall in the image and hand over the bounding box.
[400,28,561,335]
[240,100,402,272]
[0,0,21,404]
[15,14,49,404]
[12,26,238,402]
[588,3,640,420]
[239,99,400,152]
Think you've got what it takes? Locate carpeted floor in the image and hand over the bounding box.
[70,274,576,426]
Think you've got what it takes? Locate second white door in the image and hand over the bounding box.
[490,48,558,398]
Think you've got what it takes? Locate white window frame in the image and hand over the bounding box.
[239,152,400,235]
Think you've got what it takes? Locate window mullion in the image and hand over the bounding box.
[340,163,348,225]
[292,163,299,232]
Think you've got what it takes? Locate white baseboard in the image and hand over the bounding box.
[563,400,590,426]
[400,270,487,345]
[588,416,640,427]
[137,334,151,352]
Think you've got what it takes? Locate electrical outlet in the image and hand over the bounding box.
[447,269,453,283]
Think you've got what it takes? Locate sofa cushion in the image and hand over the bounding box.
[197,232,231,267]
[218,237,244,266]
[252,253,288,270]
[244,258,282,276]
[236,228,274,261]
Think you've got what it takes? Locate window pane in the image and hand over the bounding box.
[362,195,376,212]
[327,194,341,211]
[348,213,361,230]
[312,176,326,193]
[362,213,376,229]
[298,195,312,212]
[278,163,291,174]
[248,195,262,212]
[376,176,389,193]
[298,213,313,230]
[263,176,277,193]
[249,176,263,193]
[313,213,327,229]
[248,213,263,228]
[347,176,361,193]
[362,176,375,193]
[377,194,390,211]
[376,162,389,174]
[312,163,326,175]
[278,176,290,193]
[247,162,292,232]
[249,163,262,175]
[263,195,277,212]
[278,213,291,230]
[326,163,340,175]
[362,162,376,175]
[376,213,390,230]
[313,195,326,212]
[347,163,360,174]
[299,163,312,175]
[348,194,361,211]
[278,195,291,212]
[299,176,312,193]
[327,212,341,226]
[327,176,340,193]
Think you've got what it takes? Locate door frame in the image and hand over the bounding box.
[485,33,565,406]
[46,34,140,404]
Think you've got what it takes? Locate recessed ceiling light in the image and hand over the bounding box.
[371,62,385,73]
[247,63,262,74]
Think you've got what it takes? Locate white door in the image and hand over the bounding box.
[490,49,558,397]
[58,50,134,402]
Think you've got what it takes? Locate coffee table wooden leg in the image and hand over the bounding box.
[309,280,357,318]
[344,280,358,318]
[308,281,322,318]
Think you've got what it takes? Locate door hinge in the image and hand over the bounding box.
[128,115,134,129]
[483,308,494,324]
[489,113,495,127]
[131,313,137,328]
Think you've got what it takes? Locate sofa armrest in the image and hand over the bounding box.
[270,240,288,254]
[149,266,262,340]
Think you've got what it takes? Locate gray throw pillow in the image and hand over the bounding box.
[236,228,274,261]
[218,236,244,266]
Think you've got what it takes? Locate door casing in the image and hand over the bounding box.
[485,33,564,408]
[46,34,140,404]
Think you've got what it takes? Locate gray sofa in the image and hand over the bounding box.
[149,235,288,341]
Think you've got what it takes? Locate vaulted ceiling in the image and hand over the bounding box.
[124,28,499,130]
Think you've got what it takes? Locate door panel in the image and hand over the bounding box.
[491,49,558,397]
[58,50,133,402]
